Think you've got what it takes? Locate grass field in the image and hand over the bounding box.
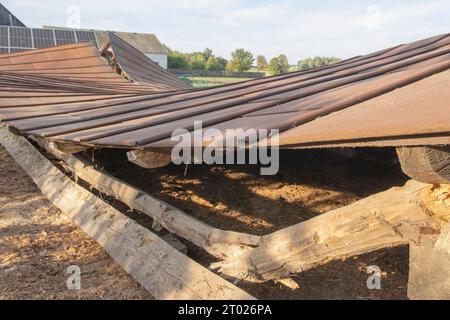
[182,76,254,88]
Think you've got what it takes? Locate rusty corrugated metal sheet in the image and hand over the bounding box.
[0,33,449,151]
[0,42,172,94]
[269,69,450,148]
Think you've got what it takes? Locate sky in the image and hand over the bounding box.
[3,0,450,63]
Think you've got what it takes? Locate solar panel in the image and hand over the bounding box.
[75,30,98,47]
[0,47,9,54]
[32,28,55,48]
[0,27,99,53]
[0,26,8,47]
[54,29,76,45]
[9,26,32,48]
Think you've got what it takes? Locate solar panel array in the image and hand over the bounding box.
[0,26,99,54]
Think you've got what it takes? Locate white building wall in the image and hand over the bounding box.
[145,53,168,69]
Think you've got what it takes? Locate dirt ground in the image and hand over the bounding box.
[0,147,152,300]
[1,145,412,300]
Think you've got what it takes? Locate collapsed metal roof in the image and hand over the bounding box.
[0,33,449,151]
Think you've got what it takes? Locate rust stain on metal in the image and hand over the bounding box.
[0,33,449,151]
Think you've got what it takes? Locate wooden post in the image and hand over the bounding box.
[397,146,450,184]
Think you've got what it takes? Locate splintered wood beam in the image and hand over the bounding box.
[0,126,255,300]
[214,180,435,281]
[34,138,261,258]
[419,184,450,226]
[397,146,450,184]
[127,149,172,169]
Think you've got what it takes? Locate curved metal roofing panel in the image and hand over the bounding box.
[108,32,191,90]
[0,33,449,151]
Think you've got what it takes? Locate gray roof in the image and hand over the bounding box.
[0,3,26,27]
[43,26,168,55]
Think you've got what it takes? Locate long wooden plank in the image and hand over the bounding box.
[0,126,254,300]
[214,180,434,281]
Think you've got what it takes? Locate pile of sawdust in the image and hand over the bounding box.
[0,147,152,300]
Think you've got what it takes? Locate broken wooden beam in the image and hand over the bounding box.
[409,184,450,299]
[397,146,450,184]
[127,149,172,169]
[0,126,255,300]
[214,180,435,281]
[34,138,261,259]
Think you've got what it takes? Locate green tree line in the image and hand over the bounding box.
[165,46,228,71]
[297,56,341,70]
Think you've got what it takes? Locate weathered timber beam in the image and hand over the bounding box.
[214,180,436,281]
[0,126,255,300]
[397,146,450,184]
[34,138,261,258]
[419,184,450,226]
